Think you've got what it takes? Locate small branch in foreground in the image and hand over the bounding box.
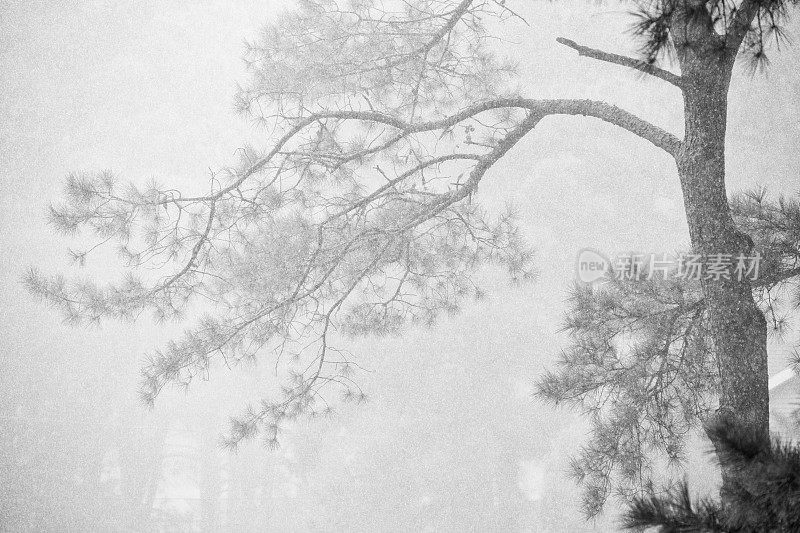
[556,37,684,89]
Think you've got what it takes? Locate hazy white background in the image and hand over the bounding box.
[1,1,798,531]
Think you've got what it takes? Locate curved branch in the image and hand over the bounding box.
[556,37,684,89]
[308,98,682,157]
[529,99,682,157]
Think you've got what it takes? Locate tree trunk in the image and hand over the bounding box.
[676,47,770,496]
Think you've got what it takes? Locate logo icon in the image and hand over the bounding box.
[576,248,610,283]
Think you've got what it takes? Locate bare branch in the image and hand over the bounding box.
[556,37,684,89]
[527,99,682,157]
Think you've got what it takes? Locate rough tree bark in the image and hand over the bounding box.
[560,0,772,502]
[672,4,771,497]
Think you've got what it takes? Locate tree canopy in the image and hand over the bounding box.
[27,0,800,518]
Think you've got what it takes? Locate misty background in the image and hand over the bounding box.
[1,1,799,531]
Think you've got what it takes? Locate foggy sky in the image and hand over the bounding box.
[2,1,799,531]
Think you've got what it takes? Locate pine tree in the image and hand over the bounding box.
[26,0,800,515]
[538,191,800,512]
[622,416,800,532]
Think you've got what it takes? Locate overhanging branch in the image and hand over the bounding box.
[556,37,684,89]
[306,98,682,157]
[528,99,682,157]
